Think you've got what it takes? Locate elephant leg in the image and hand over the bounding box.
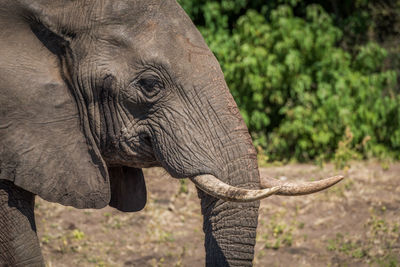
[0,180,44,267]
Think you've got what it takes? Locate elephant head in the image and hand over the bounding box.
[0,0,342,265]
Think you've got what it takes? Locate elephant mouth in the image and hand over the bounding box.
[140,134,152,148]
[115,126,344,202]
[110,130,159,168]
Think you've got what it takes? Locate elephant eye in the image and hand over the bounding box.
[137,75,164,98]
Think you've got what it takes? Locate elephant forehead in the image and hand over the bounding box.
[102,2,209,51]
[132,26,219,81]
[19,0,164,38]
[135,25,213,62]
[91,1,214,60]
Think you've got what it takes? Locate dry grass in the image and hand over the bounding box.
[35,161,400,266]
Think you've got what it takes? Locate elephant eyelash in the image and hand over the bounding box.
[138,76,164,97]
[137,75,163,90]
[146,63,175,88]
[133,60,175,89]
[128,71,166,102]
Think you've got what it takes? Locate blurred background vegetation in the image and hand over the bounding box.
[178,0,400,165]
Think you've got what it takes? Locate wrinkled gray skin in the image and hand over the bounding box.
[0,1,261,266]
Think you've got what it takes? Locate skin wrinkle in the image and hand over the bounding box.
[138,137,154,156]
[215,139,250,157]
[109,81,126,133]
[175,86,211,143]
[182,98,203,134]
[209,203,256,222]
[222,230,257,241]
[160,133,194,175]
[206,187,259,212]
[117,101,130,130]
[117,114,151,163]
[206,97,226,138]
[118,98,134,131]
[50,141,80,199]
[74,64,89,124]
[82,62,96,136]
[191,84,222,159]
[148,63,174,89]
[218,257,253,265]
[115,104,126,138]
[107,92,118,142]
[217,244,256,255]
[178,84,219,164]
[102,101,122,160]
[189,133,216,168]
[210,210,257,229]
[159,108,188,173]
[154,106,215,175]
[98,81,107,150]
[208,230,257,260]
[149,119,185,174]
[89,63,101,144]
[3,1,261,265]
[118,142,156,167]
[225,261,253,267]
[150,127,170,169]
[162,106,211,166]
[222,157,258,178]
[218,249,255,259]
[100,82,111,151]
[118,118,157,166]
[0,182,43,265]
[93,89,101,145]
[206,106,226,154]
[220,152,248,176]
[103,92,113,152]
[207,126,228,171]
[212,214,258,232]
[102,77,120,154]
[29,116,76,124]
[107,79,120,138]
[205,96,232,141]
[111,85,123,143]
[219,229,258,240]
[177,91,207,143]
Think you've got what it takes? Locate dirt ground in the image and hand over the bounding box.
[35,161,400,267]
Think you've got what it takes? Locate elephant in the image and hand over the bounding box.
[0,0,343,266]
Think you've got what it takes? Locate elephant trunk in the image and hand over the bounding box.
[197,130,262,266]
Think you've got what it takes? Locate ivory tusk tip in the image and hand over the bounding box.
[261,174,345,196]
[324,175,345,184]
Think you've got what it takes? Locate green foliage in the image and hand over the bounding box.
[178,0,400,161]
[261,214,294,249]
[326,209,400,264]
[333,127,361,169]
[178,179,188,194]
[72,229,85,241]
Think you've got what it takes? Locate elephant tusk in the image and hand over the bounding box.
[190,175,281,202]
[260,175,344,196]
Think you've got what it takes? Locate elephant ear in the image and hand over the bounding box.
[0,13,110,208]
[108,167,147,212]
